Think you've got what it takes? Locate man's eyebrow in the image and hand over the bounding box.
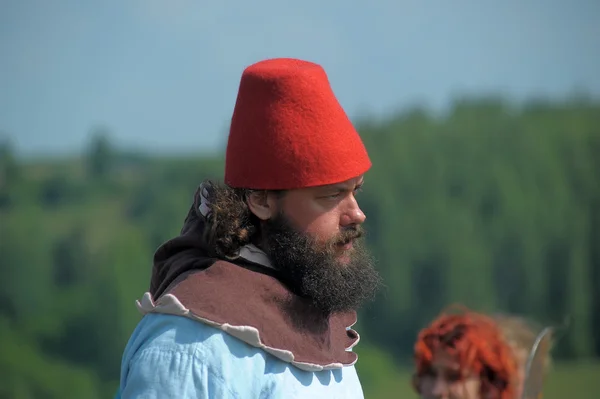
[327,180,364,192]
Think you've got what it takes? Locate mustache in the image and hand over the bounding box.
[334,225,364,245]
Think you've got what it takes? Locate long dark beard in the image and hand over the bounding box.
[263,214,382,315]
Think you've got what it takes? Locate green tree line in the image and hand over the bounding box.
[0,96,598,398]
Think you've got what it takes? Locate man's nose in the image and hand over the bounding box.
[340,196,366,226]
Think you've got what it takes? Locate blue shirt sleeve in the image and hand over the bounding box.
[120,346,240,399]
[117,314,266,399]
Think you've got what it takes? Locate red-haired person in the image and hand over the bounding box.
[412,307,551,399]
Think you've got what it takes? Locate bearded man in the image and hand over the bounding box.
[115,58,382,398]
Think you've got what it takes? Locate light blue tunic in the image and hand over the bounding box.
[116,313,365,398]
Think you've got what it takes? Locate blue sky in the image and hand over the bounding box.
[2,0,599,156]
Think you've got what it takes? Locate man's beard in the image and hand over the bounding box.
[263,213,382,315]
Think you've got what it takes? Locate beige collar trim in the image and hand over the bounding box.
[136,292,359,371]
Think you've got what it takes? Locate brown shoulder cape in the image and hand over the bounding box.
[137,200,360,372]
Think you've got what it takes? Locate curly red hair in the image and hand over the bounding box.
[412,306,519,399]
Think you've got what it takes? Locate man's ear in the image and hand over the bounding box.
[247,191,278,221]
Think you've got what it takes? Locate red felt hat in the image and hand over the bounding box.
[224,58,371,190]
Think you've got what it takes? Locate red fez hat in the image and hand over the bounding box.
[224,58,371,190]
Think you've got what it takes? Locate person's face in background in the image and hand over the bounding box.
[416,351,482,399]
